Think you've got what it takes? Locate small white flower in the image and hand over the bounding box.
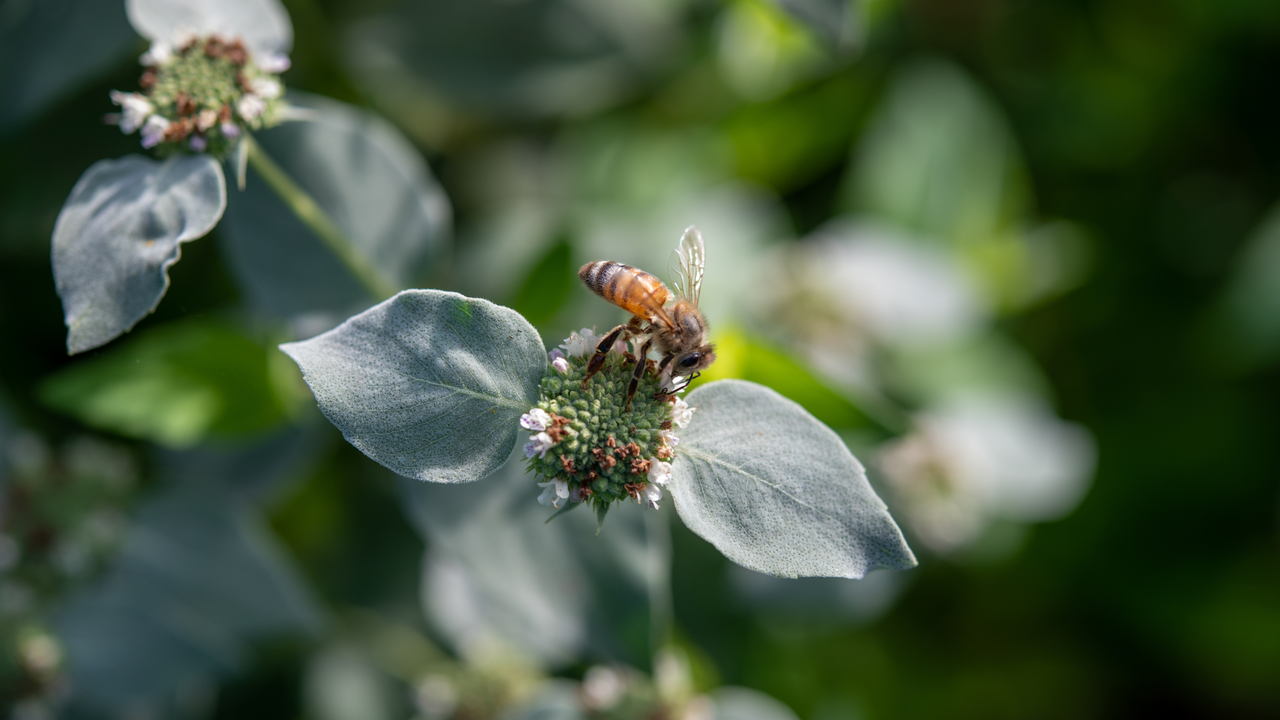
[560,328,599,358]
[523,431,555,458]
[258,51,292,73]
[548,349,571,374]
[648,459,672,487]
[196,108,218,131]
[220,121,241,138]
[657,429,679,449]
[637,481,662,510]
[520,408,552,431]
[251,77,282,99]
[537,479,569,508]
[670,397,695,428]
[238,94,266,121]
[140,40,173,66]
[109,91,153,134]
[140,115,169,148]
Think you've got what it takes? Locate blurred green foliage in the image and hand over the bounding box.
[5,0,1280,717]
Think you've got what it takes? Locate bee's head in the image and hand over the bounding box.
[674,345,717,374]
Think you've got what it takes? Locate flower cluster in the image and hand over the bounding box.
[109,34,290,158]
[521,329,695,520]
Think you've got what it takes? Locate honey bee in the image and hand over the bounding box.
[578,226,716,409]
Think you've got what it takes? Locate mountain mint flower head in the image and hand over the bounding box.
[109,34,289,159]
[524,330,688,525]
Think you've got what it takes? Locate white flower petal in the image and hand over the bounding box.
[648,459,672,486]
[520,408,552,431]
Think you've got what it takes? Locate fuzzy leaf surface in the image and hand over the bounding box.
[52,154,226,354]
[670,379,916,578]
[280,290,545,483]
[126,0,292,55]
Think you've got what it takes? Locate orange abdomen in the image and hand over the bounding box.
[579,261,670,319]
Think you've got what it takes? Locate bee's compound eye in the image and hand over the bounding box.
[678,353,702,370]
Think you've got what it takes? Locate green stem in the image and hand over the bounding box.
[243,135,398,301]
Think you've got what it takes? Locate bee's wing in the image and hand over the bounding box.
[668,225,706,306]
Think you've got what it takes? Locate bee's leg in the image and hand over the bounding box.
[582,324,628,387]
[625,339,653,411]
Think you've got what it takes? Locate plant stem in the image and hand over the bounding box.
[243,135,398,301]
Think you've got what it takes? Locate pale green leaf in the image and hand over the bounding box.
[670,379,916,578]
[280,290,546,483]
[51,154,226,354]
[126,0,292,55]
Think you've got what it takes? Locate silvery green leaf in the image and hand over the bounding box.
[281,290,545,484]
[502,680,586,720]
[844,59,1026,246]
[126,0,292,55]
[220,92,450,324]
[670,380,916,578]
[56,475,319,714]
[711,687,801,720]
[400,447,668,668]
[51,154,226,354]
[0,0,136,132]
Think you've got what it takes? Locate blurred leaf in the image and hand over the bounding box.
[725,72,874,192]
[280,290,546,484]
[506,680,586,720]
[0,0,138,133]
[699,329,874,432]
[885,332,1054,406]
[763,0,861,51]
[220,92,451,326]
[126,0,292,55]
[843,59,1028,247]
[512,239,574,328]
[711,687,802,720]
[56,474,320,715]
[1217,202,1280,366]
[400,447,668,668]
[52,154,226,354]
[670,380,915,578]
[39,320,290,447]
[342,0,681,124]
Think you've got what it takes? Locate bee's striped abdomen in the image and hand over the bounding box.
[579,261,669,320]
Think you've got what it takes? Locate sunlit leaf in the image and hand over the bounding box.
[670,379,915,578]
[56,475,320,714]
[0,0,137,132]
[52,154,226,354]
[219,92,451,324]
[400,446,667,667]
[280,290,546,484]
[39,320,289,447]
[763,0,861,49]
[126,0,292,55]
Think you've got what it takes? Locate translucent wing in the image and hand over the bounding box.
[668,226,706,306]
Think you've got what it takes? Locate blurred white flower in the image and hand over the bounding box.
[878,394,1096,553]
[109,91,154,133]
[799,221,986,347]
[220,121,241,138]
[581,666,627,710]
[413,674,457,719]
[537,479,569,508]
[140,39,175,66]
[258,51,292,73]
[140,115,169,148]
[520,408,552,431]
[523,432,555,459]
[251,76,282,99]
[658,429,679,448]
[548,348,570,374]
[237,93,266,121]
